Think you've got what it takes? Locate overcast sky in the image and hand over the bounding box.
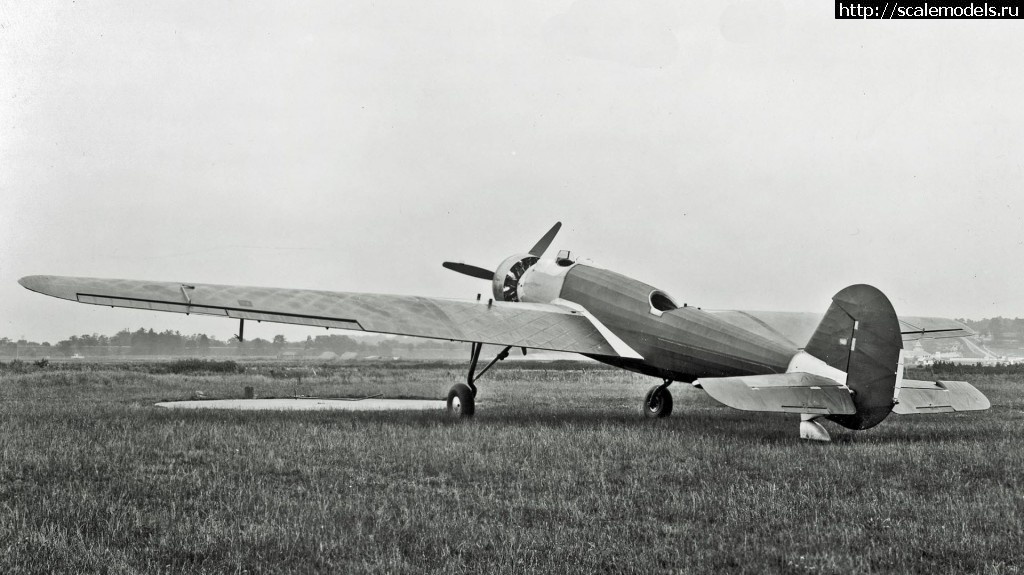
[2,1,1023,343]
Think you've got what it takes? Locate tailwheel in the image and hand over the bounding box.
[447,383,475,418]
[642,383,673,418]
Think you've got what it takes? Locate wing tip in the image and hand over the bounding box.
[18,275,77,300]
[18,275,47,292]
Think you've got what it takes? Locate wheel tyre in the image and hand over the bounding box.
[447,383,475,418]
[642,385,673,418]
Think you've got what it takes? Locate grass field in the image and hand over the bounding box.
[1,360,1022,574]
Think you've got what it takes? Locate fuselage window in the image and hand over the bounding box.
[649,290,679,316]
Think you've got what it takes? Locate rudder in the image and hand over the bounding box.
[804,284,903,430]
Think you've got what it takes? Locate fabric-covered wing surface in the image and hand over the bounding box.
[706,310,974,347]
[18,275,629,357]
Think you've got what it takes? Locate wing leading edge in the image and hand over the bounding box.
[18,275,642,359]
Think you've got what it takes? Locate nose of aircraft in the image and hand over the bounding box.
[441,222,562,284]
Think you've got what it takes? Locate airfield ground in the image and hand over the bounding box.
[0,360,1021,574]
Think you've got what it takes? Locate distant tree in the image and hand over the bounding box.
[979,321,990,338]
[1013,318,1024,342]
[111,329,132,346]
[990,317,1006,342]
[56,339,73,357]
[251,338,269,355]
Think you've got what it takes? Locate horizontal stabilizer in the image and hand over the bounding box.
[697,373,857,415]
[707,311,973,347]
[893,379,991,414]
[898,316,975,341]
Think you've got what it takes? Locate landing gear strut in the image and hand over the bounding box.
[642,379,674,418]
[447,342,514,418]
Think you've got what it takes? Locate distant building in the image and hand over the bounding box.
[944,357,1017,366]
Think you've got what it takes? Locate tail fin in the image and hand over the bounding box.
[805,284,903,430]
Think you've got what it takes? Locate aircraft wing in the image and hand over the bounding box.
[706,310,974,348]
[18,275,642,359]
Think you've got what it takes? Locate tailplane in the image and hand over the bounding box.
[696,284,989,441]
[696,284,902,439]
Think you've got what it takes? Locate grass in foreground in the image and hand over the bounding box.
[0,362,1022,574]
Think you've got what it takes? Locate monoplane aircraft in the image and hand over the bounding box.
[18,223,989,441]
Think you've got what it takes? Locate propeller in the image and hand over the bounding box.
[528,221,562,257]
[442,222,562,281]
[441,262,494,280]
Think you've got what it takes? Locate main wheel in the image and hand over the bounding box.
[641,385,673,418]
[447,383,475,418]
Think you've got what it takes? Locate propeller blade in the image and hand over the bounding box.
[528,222,562,257]
[442,262,494,280]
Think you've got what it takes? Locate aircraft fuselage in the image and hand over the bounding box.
[521,262,798,382]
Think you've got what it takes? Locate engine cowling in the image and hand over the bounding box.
[492,254,538,302]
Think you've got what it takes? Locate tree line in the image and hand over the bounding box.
[6,316,1024,358]
[956,317,1024,342]
[0,329,463,358]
